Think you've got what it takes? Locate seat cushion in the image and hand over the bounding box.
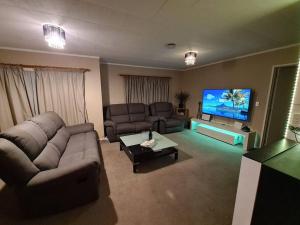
[165,118,183,128]
[132,121,152,132]
[128,103,147,122]
[0,138,40,185]
[58,131,100,167]
[0,121,48,160]
[30,111,65,140]
[116,123,135,134]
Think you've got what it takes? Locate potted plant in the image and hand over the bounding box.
[175,91,190,108]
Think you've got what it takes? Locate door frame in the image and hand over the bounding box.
[260,63,298,147]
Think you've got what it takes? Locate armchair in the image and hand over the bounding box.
[150,102,186,133]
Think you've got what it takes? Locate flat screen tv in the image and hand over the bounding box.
[202,89,252,121]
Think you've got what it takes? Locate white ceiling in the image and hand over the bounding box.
[0,0,299,69]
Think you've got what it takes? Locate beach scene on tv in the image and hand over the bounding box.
[202,89,251,121]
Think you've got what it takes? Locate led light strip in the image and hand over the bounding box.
[284,57,300,138]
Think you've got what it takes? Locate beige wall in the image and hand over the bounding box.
[100,63,181,106]
[180,46,300,142]
[0,49,104,137]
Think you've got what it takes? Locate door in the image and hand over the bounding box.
[263,65,297,146]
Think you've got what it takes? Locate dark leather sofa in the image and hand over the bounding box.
[104,103,159,142]
[0,112,100,215]
[150,102,186,134]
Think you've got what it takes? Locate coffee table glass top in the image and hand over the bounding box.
[120,131,178,152]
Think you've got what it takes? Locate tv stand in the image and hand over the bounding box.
[191,118,256,151]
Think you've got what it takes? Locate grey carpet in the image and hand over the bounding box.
[0,129,243,225]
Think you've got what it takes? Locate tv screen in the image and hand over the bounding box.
[202,89,252,121]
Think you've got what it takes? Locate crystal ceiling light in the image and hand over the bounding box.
[185,51,197,66]
[43,24,66,49]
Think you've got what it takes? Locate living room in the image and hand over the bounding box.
[0,1,299,225]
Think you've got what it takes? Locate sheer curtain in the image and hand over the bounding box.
[36,69,87,125]
[124,75,170,104]
[0,65,87,131]
[0,66,33,131]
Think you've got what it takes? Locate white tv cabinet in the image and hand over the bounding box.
[191,118,256,151]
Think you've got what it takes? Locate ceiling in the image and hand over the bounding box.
[0,0,299,69]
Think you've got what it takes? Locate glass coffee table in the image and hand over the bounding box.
[120,132,178,173]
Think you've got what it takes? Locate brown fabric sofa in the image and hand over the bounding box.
[150,102,186,134]
[104,103,159,142]
[0,112,100,215]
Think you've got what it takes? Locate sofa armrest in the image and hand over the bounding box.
[172,114,187,121]
[146,116,160,123]
[159,116,167,122]
[66,123,94,135]
[104,120,116,132]
[26,159,99,190]
[104,120,115,127]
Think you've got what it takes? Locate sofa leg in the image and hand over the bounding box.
[174,152,178,160]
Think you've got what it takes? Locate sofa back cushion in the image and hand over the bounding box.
[0,138,40,185]
[30,111,65,140]
[107,104,130,124]
[33,127,70,170]
[128,103,147,122]
[0,121,48,160]
[150,102,173,118]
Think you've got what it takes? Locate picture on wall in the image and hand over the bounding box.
[202,89,252,121]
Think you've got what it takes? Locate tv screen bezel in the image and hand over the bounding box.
[201,88,252,121]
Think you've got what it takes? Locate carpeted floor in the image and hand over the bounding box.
[0,129,243,225]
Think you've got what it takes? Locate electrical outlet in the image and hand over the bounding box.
[255,101,260,107]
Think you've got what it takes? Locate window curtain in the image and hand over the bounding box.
[124,75,170,104]
[36,69,87,125]
[0,65,87,131]
[0,66,33,131]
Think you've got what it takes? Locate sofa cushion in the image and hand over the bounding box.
[109,104,128,116]
[33,143,61,170]
[132,121,152,132]
[116,123,135,134]
[111,115,130,124]
[0,138,40,185]
[150,102,173,118]
[33,127,70,170]
[30,111,65,140]
[165,118,183,128]
[0,121,48,160]
[49,127,70,153]
[58,131,100,167]
[128,103,147,122]
[155,102,172,112]
[108,104,130,124]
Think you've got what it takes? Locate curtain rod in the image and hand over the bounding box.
[120,74,171,79]
[0,63,90,72]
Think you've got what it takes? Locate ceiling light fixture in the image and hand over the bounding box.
[166,43,176,49]
[185,51,197,66]
[43,24,66,49]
